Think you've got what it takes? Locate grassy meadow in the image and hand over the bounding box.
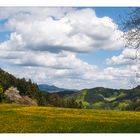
[0,104,140,133]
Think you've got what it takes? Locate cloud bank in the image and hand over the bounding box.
[0,7,137,89]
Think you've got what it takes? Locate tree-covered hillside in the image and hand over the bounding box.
[0,68,80,108]
[65,86,140,111]
[0,68,45,105]
[0,68,140,111]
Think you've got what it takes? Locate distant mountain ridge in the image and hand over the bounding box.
[38,84,78,93]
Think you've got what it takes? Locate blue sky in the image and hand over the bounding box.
[77,49,122,68]
[94,7,130,23]
[0,7,139,89]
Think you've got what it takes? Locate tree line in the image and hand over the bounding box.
[0,68,82,108]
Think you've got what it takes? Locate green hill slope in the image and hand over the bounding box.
[65,86,140,110]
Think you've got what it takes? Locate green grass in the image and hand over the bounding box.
[0,103,140,133]
[104,97,117,102]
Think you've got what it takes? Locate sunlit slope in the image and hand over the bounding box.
[64,86,140,110]
[0,104,140,133]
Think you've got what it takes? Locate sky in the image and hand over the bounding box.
[0,7,140,90]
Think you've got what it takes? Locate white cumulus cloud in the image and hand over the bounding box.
[0,7,124,53]
[0,7,137,89]
[107,48,140,65]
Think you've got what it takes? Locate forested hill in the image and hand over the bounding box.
[65,86,140,110]
[0,68,81,108]
[0,68,45,105]
[0,68,140,111]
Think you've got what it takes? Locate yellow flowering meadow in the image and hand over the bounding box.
[0,103,140,133]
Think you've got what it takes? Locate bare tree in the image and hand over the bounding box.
[122,8,140,86]
[123,8,140,50]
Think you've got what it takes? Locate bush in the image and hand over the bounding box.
[135,107,140,111]
[92,102,110,110]
[118,102,130,111]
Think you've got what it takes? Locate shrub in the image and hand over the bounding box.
[118,102,130,111]
[135,107,140,111]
